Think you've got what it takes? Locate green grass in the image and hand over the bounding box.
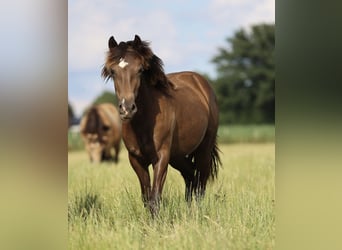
[68,131,84,151]
[68,124,275,151]
[68,143,275,249]
[218,125,275,143]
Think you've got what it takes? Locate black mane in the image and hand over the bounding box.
[102,36,173,95]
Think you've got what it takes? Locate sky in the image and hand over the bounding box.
[68,0,274,117]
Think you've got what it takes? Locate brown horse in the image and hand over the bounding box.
[102,35,221,215]
[80,103,121,163]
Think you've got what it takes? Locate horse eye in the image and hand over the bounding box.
[102,125,110,131]
[138,68,144,74]
[110,69,115,76]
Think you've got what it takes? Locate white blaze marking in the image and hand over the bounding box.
[121,98,127,113]
[118,58,129,68]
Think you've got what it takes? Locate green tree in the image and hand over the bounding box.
[212,23,274,124]
[82,91,117,115]
[91,91,117,106]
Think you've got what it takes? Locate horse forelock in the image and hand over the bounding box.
[106,41,152,69]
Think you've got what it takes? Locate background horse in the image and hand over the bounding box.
[80,103,121,163]
[102,35,221,215]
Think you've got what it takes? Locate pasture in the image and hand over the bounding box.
[68,142,275,249]
[68,125,275,151]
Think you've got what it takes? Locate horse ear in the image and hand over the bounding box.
[133,35,142,45]
[108,36,117,49]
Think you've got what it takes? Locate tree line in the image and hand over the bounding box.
[69,23,274,125]
[211,23,274,124]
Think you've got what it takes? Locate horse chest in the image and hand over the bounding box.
[123,126,155,159]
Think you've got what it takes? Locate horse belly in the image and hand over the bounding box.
[172,107,208,156]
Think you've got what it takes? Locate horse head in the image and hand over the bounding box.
[102,35,169,121]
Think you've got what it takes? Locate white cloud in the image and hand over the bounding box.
[240,0,275,28]
[68,0,179,72]
[204,0,275,71]
[69,98,89,117]
[209,0,274,28]
[68,1,113,71]
[69,81,115,117]
[69,0,274,72]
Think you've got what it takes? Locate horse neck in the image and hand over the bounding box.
[127,82,163,130]
[135,82,155,115]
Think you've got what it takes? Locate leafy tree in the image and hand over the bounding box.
[212,23,274,124]
[91,90,117,106]
[82,91,117,115]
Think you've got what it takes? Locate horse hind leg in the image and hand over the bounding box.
[170,156,195,202]
[193,136,220,201]
[193,155,210,200]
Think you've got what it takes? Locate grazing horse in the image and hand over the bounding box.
[80,103,121,163]
[102,35,221,215]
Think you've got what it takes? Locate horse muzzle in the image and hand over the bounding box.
[118,99,137,121]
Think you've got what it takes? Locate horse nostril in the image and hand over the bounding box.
[131,103,136,112]
[119,103,123,110]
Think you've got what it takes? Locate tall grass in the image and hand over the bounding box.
[68,143,275,249]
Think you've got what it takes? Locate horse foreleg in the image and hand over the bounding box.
[128,154,151,206]
[113,143,120,163]
[150,148,170,216]
[103,147,112,161]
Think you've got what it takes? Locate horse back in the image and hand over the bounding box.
[166,71,219,155]
[97,103,121,130]
[167,71,218,114]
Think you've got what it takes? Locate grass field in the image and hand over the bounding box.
[68,125,275,151]
[217,125,275,144]
[68,143,275,249]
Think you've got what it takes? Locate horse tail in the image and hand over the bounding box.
[209,138,221,180]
